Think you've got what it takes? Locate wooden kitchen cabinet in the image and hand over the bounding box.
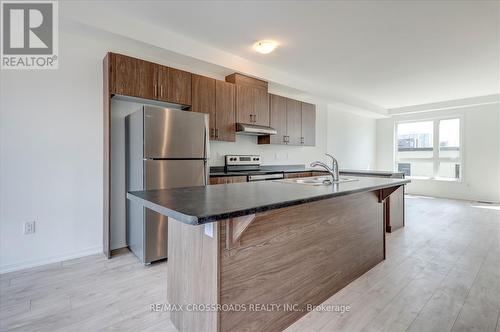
[191,74,216,137]
[225,73,268,90]
[254,88,269,126]
[157,65,169,102]
[284,172,313,179]
[287,98,302,145]
[113,53,157,100]
[215,80,236,142]
[268,94,287,144]
[111,53,191,105]
[235,85,255,125]
[259,96,316,147]
[301,102,316,146]
[191,75,235,142]
[209,176,247,185]
[234,85,269,126]
[167,67,191,105]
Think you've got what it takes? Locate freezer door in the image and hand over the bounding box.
[143,159,206,263]
[143,106,209,159]
[144,159,207,189]
[144,208,168,263]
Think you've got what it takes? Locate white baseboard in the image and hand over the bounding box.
[0,246,103,274]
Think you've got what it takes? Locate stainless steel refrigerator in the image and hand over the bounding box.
[125,106,209,264]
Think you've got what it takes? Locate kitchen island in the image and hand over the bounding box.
[127,176,409,332]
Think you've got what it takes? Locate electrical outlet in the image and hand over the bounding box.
[24,221,35,234]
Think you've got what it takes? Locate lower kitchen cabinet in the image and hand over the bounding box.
[209,176,247,185]
[284,172,313,179]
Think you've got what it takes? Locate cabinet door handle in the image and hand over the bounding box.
[254,114,257,123]
[210,128,215,139]
[249,114,253,123]
[215,128,219,139]
[154,84,157,98]
[160,85,163,98]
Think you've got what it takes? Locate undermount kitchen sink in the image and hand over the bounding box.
[277,176,358,186]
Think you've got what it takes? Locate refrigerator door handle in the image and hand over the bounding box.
[204,161,209,186]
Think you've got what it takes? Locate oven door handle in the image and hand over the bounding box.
[248,173,284,181]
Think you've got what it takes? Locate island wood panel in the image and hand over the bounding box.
[215,80,236,142]
[301,102,316,146]
[386,185,405,232]
[286,98,302,145]
[218,191,384,332]
[235,85,254,124]
[113,53,157,100]
[167,67,192,105]
[191,74,216,138]
[167,219,219,332]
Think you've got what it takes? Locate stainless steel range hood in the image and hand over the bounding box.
[236,123,277,136]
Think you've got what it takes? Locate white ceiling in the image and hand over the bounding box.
[64,0,499,111]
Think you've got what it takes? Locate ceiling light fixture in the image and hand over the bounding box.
[253,40,278,54]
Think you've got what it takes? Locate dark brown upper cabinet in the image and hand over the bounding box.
[166,67,191,105]
[301,102,316,146]
[235,85,255,125]
[268,94,287,144]
[287,98,302,145]
[215,80,236,142]
[156,65,169,101]
[234,85,269,126]
[254,88,270,126]
[110,53,191,106]
[228,73,270,126]
[258,96,316,147]
[191,74,235,142]
[226,73,268,91]
[191,74,216,137]
[113,53,157,100]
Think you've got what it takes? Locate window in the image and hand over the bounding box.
[396,118,461,181]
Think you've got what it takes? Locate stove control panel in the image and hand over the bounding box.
[225,155,261,166]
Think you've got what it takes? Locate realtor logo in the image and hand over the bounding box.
[1,1,58,69]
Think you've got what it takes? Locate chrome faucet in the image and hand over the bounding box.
[310,153,339,182]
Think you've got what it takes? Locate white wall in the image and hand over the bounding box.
[376,103,500,203]
[0,20,378,272]
[326,107,377,170]
[0,21,232,272]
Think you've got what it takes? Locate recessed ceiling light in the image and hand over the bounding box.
[253,40,278,54]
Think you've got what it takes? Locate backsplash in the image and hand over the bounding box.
[208,134,326,167]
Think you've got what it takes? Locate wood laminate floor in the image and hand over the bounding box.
[1,195,499,332]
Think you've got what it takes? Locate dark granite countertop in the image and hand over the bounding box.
[127,176,410,225]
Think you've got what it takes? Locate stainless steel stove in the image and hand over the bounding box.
[224,155,284,181]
